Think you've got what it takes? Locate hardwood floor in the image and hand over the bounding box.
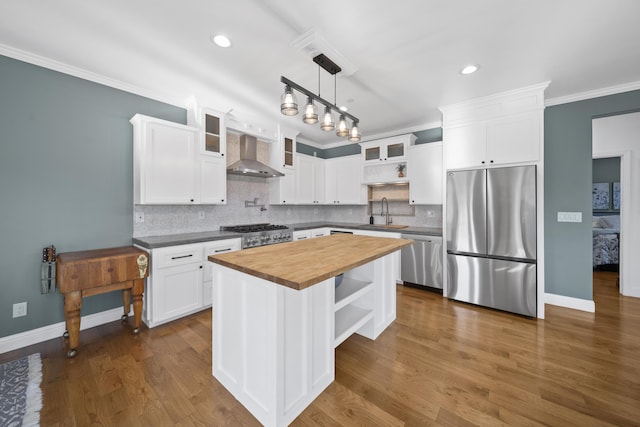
[2,272,638,426]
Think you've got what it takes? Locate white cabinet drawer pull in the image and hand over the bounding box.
[215,248,232,253]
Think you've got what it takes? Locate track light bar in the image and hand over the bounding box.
[280,76,359,125]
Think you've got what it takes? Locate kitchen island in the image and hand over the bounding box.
[208,233,411,427]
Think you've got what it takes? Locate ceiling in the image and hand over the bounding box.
[2,0,640,147]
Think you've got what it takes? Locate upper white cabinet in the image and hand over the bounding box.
[187,107,227,158]
[132,114,226,205]
[270,126,297,170]
[360,135,414,163]
[297,154,325,204]
[132,114,199,205]
[440,82,548,170]
[408,142,443,205]
[325,155,366,205]
[269,170,296,204]
[360,134,416,184]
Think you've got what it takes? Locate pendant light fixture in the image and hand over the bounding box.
[280,85,298,116]
[320,106,335,131]
[336,114,349,137]
[348,121,361,142]
[302,96,318,124]
[280,54,361,142]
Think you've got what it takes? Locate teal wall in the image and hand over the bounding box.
[544,90,640,300]
[592,157,620,183]
[0,55,186,338]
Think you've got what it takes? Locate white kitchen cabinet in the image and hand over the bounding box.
[141,238,242,327]
[203,238,241,307]
[440,83,547,170]
[132,114,227,205]
[269,169,296,204]
[360,135,415,164]
[444,112,541,169]
[269,126,297,170]
[132,114,200,204]
[200,156,226,204]
[144,243,204,328]
[409,142,443,205]
[188,107,227,158]
[293,230,311,241]
[311,228,329,238]
[325,155,366,205]
[296,154,325,204]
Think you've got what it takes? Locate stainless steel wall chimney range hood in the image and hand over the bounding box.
[227,135,284,178]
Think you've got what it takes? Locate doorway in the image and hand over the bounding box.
[592,111,640,298]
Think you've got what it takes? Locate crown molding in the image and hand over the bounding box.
[0,43,185,108]
[545,80,640,107]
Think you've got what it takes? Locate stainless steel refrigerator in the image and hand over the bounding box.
[446,165,537,317]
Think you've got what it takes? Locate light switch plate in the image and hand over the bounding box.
[557,212,582,223]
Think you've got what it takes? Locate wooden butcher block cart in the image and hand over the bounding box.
[56,246,149,357]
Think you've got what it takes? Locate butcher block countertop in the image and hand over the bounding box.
[208,234,413,290]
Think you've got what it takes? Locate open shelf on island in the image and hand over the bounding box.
[334,304,373,348]
[335,277,373,312]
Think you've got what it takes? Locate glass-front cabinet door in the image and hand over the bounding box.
[202,109,226,157]
[364,146,381,162]
[386,142,405,160]
[284,137,294,168]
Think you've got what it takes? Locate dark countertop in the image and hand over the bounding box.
[133,230,242,249]
[134,222,442,249]
[291,222,442,237]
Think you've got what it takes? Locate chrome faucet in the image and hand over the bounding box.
[380,197,392,225]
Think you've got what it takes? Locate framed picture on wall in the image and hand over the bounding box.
[592,182,610,210]
[613,182,621,210]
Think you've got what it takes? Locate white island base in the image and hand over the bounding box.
[211,251,398,427]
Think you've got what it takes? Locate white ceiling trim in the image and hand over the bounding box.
[290,29,359,77]
[545,81,640,107]
[0,43,185,109]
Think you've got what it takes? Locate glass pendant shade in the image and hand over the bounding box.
[302,97,318,124]
[320,106,335,131]
[348,122,361,142]
[336,114,349,137]
[280,85,298,116]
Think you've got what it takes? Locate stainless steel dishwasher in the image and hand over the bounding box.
[400,234,443,290]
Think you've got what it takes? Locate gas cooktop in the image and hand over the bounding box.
[221,223,290,233]
[221,223,293,248]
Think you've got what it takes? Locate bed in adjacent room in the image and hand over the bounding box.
[592,215,620,269]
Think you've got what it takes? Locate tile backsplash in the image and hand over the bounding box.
[133,175,442,237]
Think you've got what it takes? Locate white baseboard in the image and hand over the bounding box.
[544,293,595,312]
[0,307,123,355]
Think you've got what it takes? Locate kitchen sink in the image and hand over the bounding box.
[360,224,408,229]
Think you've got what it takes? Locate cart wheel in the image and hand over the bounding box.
[67,348,77,358]
[121,314,128,322]
[63,330,69,339]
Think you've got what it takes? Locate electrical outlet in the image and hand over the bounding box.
[135,212,145,223]
[427,210,435,217]
[287,208,291,216]
[348,209,353,215]
[198,211,205,220]
[13,302,27,318]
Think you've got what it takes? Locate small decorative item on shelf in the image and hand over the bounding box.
[396,163,406,178]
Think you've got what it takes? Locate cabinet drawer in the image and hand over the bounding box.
[204,239,241,277]
[154,244,203,268]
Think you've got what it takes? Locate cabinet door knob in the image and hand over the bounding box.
[190,199,195,202]
[199,265,203,269]
[490,160,494,163]
[221,153,224,156]
[481,161,485,164]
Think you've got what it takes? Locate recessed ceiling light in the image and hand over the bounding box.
[460,64,479,75]
[211,34,231,48]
